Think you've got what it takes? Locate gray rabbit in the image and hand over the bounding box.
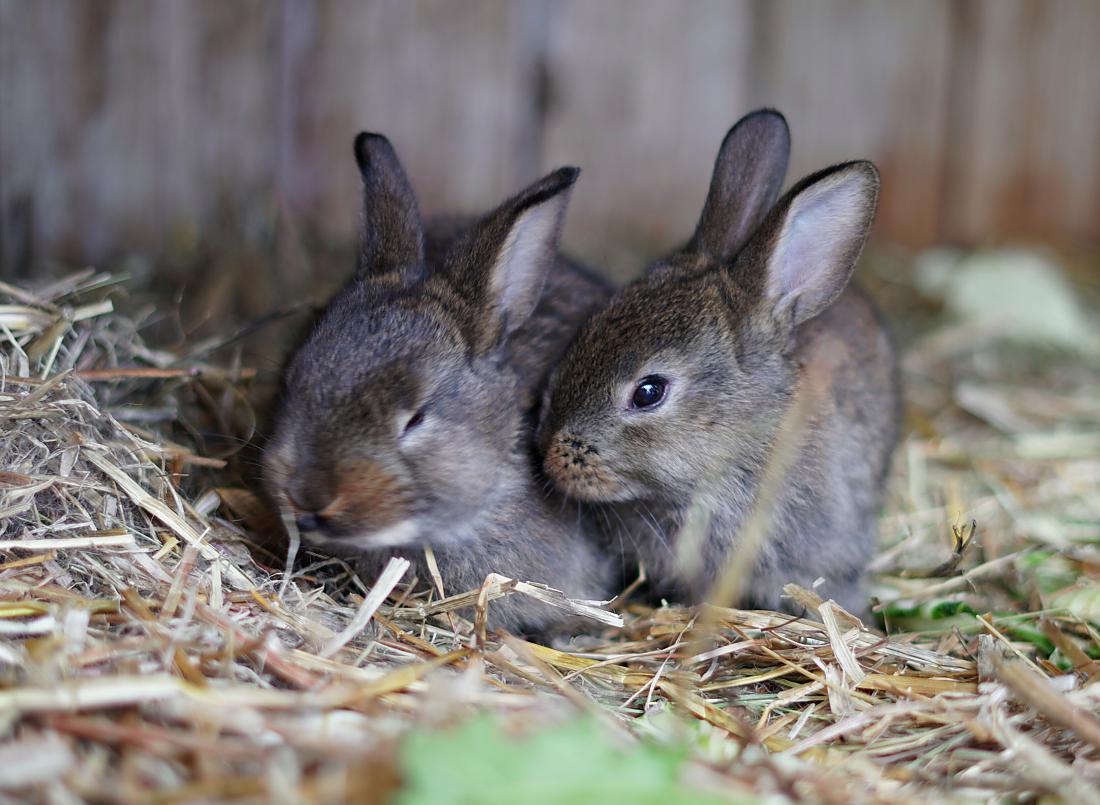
[537,110,900,616]
[264,133,615,634]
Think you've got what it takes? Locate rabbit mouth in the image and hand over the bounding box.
[543,434,630,502]
[303,518,420,550]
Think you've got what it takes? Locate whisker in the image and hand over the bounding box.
[600,505,629,580]
[634,500,676,561]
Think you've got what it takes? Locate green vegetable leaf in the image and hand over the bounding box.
[397,715,752,805]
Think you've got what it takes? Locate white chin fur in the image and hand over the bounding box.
[346,519,420,549]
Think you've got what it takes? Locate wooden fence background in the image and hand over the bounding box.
[2,0,1099,279]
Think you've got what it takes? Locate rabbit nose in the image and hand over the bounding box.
[287,477,336,521]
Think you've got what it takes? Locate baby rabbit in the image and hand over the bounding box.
[538,110,900,616]
[264,132,614,635]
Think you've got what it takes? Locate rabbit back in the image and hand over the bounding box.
[743,284,899,612]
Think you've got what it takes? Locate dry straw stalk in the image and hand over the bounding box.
[2,270,1099,802]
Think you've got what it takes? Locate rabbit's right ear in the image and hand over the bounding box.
[737,160,879,329]
[446,167,579,353]
[688,109,790,264]
[353,132,425,282]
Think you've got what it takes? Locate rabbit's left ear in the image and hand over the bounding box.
[446,167,579,351]
[353,132,425,283]
[689,109,791,264]
[737,160,879,328]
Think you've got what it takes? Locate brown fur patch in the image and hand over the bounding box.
[326,459,410,530]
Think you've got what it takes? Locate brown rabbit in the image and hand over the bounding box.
[537,110,900,616]
[264,133,614,635]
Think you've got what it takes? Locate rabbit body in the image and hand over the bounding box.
[562,283,897,614]
[265,135,614,635]
[538,111,900,616]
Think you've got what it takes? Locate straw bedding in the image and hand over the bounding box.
[1,265,1099,803]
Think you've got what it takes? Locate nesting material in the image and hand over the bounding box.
[2,269,1100,802]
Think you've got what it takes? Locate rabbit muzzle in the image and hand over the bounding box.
[285,458,417,547]
[543,432,631,502]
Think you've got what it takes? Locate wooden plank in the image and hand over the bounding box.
[154,0,283,320]
[1,1,163,269]
[748,0,954,249]
[540,0,754,277]
[156,0,281,247]
[279,0,539,246]
[0,0,281,273]
[943,0,1040,243]
[943,0,1100,245]
[1027,1,1100,243]
[3,0,1098,273]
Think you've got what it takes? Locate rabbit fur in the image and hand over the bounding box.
[538,110,900,617]
[265,133,615,635]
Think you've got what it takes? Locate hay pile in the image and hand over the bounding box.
[2,265,1100,803]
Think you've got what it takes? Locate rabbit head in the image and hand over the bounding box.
[266,133,579,550]
[538,111,880,505]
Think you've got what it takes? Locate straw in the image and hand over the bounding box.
[3,268,1100,802]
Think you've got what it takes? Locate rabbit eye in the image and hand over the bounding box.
[631,376,667,409]
[402,407,427,436]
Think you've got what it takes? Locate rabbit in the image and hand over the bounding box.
[264,132,615,635]
[536,109,900,617]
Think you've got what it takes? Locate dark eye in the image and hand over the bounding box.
[631,376,667,409]
[402,407,427,435]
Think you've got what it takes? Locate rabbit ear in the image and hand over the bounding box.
[689,109,791,264]
[741,160,879,327]
[447,167,579,350]
[353,132,425,282]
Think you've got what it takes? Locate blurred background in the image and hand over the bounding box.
[2,0,1099,341]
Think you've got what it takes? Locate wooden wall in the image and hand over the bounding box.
[2,0,1099,279]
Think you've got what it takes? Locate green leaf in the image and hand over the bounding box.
[914,248,1100,356]
[881,599,981,632]
[882,603,1056,655]
[1050,585,1100,625]
[1019,552,1081,595]
[1002,623,1055,655]
[396,715,752,805]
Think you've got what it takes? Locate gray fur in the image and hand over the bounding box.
[537,111,899,618]
[265,133,614,635]
[690,109,791,264]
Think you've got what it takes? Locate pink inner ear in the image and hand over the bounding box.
[490,194,567,326]
[768,172,872,321]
